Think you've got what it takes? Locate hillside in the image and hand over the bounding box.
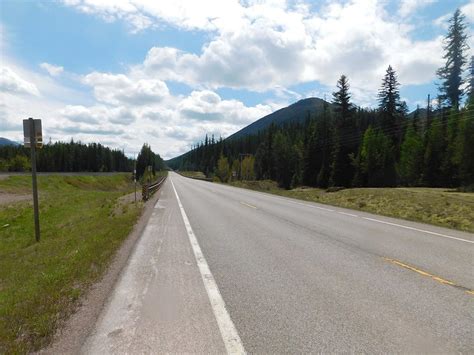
[167,97,330,166]
[0,138,19,146]
[228,97,329,140]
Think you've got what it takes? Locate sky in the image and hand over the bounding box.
[0,0,473,159]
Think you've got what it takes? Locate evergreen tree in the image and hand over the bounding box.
[436,9,469,110]
[332,75,352,120]
[423,118,445,186]
[353,126,396,187]
[454,109,474,186]
[467,55,474,107]
[330,76,355,187]
[378,65,402,142]
[136,143,156,179]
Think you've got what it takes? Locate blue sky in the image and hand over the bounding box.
[0,0,473,159]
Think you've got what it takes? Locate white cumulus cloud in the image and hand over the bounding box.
[0,66,40,96]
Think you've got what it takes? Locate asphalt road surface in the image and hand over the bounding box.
[83,172,474,353]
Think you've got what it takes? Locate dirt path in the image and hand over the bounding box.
[0,192,31,206]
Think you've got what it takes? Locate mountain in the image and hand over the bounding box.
[228,97,329,140]
[166,97,330,166]
[0,137,20,146]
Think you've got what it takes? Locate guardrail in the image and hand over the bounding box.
[142,175,167,201]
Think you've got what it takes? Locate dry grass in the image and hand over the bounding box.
[229,180,474,233]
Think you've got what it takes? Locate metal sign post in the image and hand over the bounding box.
[23,118,42,242]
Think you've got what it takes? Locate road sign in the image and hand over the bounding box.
[24,118,41,242]
[23,118,43,148]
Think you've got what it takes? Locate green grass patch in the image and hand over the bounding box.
[229,180,474,233]
[0,174,143,353]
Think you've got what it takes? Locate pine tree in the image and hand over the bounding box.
[332,75,353,121]
[378,65,401,117]
[423,118,445,186]
[353,126,396,187]
[454,109,474,186]
[436,9,469,110]
[330,76,355,187]
[378,65,402,142]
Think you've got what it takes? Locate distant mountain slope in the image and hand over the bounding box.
[0,137,20,146]
[166,97,330,166]
[228,97,329,140]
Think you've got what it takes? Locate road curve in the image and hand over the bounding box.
[84,172,474,353]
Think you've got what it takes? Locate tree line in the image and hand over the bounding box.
[0,140,134,173]
[169,9,474,189]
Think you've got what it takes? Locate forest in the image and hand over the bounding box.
[0,140,165,176]
[0,140,134,173]
[169,9,474,190]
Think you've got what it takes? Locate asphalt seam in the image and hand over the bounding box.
[170,178,246,355]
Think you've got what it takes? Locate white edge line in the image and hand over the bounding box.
[170,178,246,354]
[362,217,474,244]
[338,211,358,217]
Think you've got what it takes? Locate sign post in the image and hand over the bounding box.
[23,118,42,242]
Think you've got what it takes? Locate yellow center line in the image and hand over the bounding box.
[240,201,257,209]
[383,257,472,295]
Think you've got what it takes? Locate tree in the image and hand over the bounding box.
[216,154,230,182]
[353,126,396,187]
[423,118,445,186]
[136,143,154,179]
[378,65,402,142]
[436,9,469,110]
[467,55,474,107]
[399,123,424,186]
[241,155,256,180]
[332,75,353,121]
[330,76,355,187]
[378,65,401,117]
[454,109,474,186]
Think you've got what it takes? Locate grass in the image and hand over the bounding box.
[178,171,208,179]
[0,174,143,353]
[228,180,474,233]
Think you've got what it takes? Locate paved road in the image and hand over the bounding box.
[84,172,474,353]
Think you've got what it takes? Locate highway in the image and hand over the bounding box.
[83,172,474,353]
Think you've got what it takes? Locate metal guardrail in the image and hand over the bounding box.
[142,175,167,201]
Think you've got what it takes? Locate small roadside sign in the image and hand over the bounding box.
[23,118,42,242]
[23,118,43,148]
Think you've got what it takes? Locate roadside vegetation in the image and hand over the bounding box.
[229,180,474,233]
[0,174,143,353]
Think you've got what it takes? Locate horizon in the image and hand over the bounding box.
[1,0,473,159]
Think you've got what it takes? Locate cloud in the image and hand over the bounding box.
[82,72,169,105]
[40,62,64,77]
[397,0,436,18]
[0,66,40,96]
[461,0,474,22]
